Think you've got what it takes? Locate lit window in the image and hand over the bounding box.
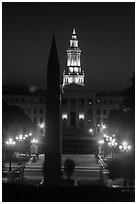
[96,99,101,103]
[69,77,73,83]
[69,67,73,73]
[79,114,84,120]
[62,114,67,120]
[75,77,79,83]
[88,98,92,105]
[74,67,78,72]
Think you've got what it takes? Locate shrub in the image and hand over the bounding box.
[64,159,75,180]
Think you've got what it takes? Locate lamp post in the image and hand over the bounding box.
[89,128,93,139]
[108,137,118,158]
[102,124,106,134]
[29,132,32,137]
[38,122,45,135]
[31,138,38,158]
[16,134,25,164]
[97,124,100,133]
[6,138,16,172]
[103,134,110,157]
[119,141,132,187]
[98,139,104,155]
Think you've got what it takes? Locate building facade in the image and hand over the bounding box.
[61,29,123,137]
[2,29,123,153]
[2,85,46,126]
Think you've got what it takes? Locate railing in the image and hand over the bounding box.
[98,155,109,186]
[98,155,106,167]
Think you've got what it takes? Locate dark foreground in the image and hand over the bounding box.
[2,183,135,202]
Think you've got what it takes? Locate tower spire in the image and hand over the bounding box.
[62,29,85,87]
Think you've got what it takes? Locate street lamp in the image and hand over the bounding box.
[16,134,24,156]
[89,128,93,138]
[89,128,93,133]
[97,124,100,133]
[31,138,38,144]
[38,122,45,129]
[16,134,27,163]
[16,134,23,141]
[99,139,104,145]
[103,134,109,142]
[108,138,117,147]
[108,137,118,158]
[38,122,45,134]
[6,138,16,172]
[119,141,131,152]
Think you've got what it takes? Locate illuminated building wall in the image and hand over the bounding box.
[2,85,46,125]
[62,90,97,131]
[3,85,123,136]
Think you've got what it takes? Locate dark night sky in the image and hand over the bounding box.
[2,2,135,91]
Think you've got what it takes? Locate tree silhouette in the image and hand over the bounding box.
[2,101,36,153]
[107,152,135,188]
[107,74,135,144]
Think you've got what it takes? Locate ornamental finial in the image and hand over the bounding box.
[73,28,76,35]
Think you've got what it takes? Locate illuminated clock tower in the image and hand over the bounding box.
[63,29,85,87]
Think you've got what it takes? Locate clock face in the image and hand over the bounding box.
[73,41,77,47]
[74,67,78,72]
[72,41,75,46]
